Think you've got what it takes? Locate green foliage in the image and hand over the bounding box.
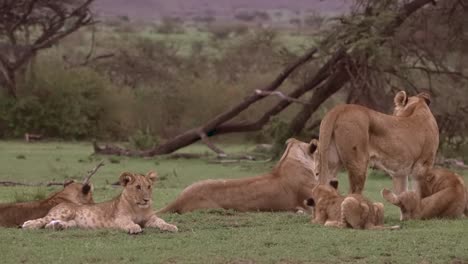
[0,66,110,139]
[265,117,291,158]
[128,127,159,150]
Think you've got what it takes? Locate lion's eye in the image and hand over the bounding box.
[136,185,141,190]
[148,185,151,189]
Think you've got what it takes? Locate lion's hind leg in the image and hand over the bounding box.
[22,205,74,230]
[341,197,368,229]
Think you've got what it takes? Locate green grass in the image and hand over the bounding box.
[0,141,467,264]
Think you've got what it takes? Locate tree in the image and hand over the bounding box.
[0,0,95,98]
[95,0,462,157]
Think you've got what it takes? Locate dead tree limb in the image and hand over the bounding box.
[255,89,311,105]
[0,161,104,187]
[94,47,318,156]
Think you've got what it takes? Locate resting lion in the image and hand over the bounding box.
[0,180,94,228]
[158,138,319,214]
[307,180,399,230]
[317,91,439,194]
[22,171,177,234]
[381,167,467,220]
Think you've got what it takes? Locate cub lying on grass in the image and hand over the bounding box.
[22,171,177,234]
[0,180,94,228]
[381,167,467,220]
[307,181,399,230]
[158,138,319,214]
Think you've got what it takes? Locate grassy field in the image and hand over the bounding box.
[0,141,467,264]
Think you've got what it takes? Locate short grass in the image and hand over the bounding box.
[0,141,467,264]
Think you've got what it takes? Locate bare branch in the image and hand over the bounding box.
[254,89,311,105]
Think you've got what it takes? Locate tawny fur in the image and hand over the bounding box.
[22,172,177,234]
[317,91,439,194]
[0,181,94,228]
[158,138,319,214]
[309,183,399,230]
[381,167,467,220]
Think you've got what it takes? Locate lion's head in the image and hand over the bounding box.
[393,91,431,117]
[120,171,158,209]
[53,180,94,205]
[306,180,340,207]
[381,188,420,220]
[275,138,319,184]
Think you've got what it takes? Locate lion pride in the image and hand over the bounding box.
[317,91,439,194]
[381,167,467,220]
[306,180,399,230]
[158,138,319,214]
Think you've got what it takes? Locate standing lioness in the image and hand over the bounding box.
[317,91,439,194]
[22,171,177,234]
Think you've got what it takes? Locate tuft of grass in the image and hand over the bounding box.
[16,154,26,159]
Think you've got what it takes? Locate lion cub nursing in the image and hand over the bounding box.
[382,168,467,220]
[22,171,177,234]
[307,180,399,230]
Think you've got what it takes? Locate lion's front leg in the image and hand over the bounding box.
[311,208,327,225]
[115,219,143,234]
[144,214,178,232]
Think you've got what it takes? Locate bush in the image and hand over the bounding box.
[128,127,159,150]
[0,65,111,139]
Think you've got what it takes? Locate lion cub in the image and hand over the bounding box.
[22,171,177,234]
[381,167,467,220]
[307,180,399,230]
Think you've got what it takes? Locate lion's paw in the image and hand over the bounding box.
[22,220,41,229]
[45,220,65,230]
[127,225,143,234]
[161,224,178,232]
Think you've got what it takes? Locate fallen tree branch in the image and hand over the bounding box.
[94,47,319,156]
[0,181,65,187]
[0,161,104,187]
[255,89,311,105]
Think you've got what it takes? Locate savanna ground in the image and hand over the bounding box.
[0,141,467,264]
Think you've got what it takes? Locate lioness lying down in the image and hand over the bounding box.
[22,171,177,234]
[307,180,399,230]
[381,168,467,220]
[158,138,319,214]
[0,180,94,228]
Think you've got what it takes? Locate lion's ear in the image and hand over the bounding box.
[329,179,339,190]
[147,171,158,182]
[119,172,135,186]
[309,139,318,154]
[81,184,92,194]
[306,198,315,207]
[394,91,408,107]
[417,92,431,106]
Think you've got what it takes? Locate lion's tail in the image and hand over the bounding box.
[157,198,182,214]
[318,107,342,184]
